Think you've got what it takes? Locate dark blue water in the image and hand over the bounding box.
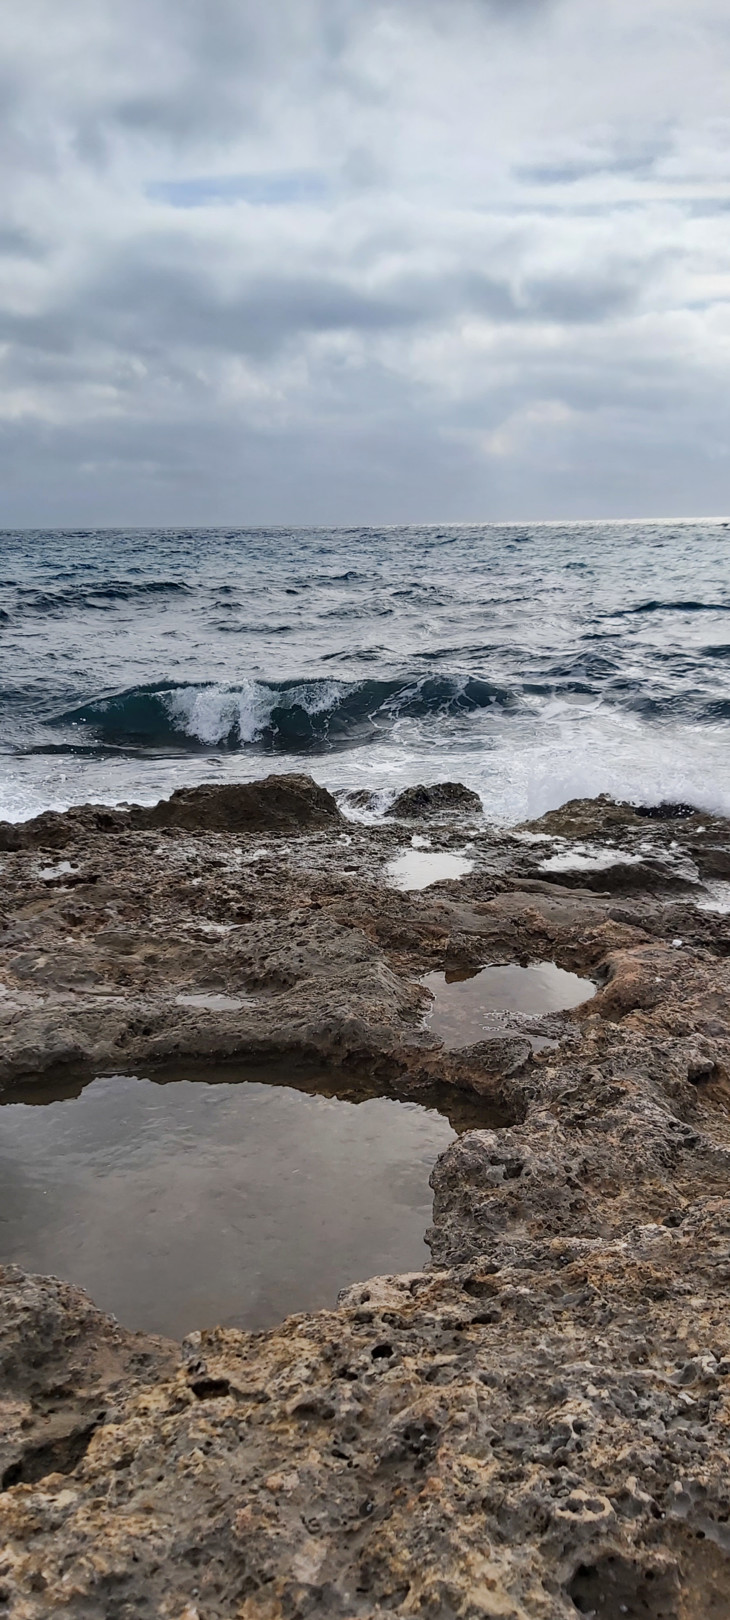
[1,522,729,822]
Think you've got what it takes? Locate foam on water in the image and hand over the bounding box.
[537,846,645,873]
[2,522,730,824]
[697,881,730,914]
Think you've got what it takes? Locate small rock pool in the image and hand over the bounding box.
[422,960,595,1047]
[0,1062,493,1340]
[387,847,474,890]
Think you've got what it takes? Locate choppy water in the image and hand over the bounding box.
[1,522,729,822]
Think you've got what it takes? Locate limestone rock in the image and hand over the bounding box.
[387,781,483,818]
[138,773,343,834]
[0,786,729,1614]
[0,772,341,852]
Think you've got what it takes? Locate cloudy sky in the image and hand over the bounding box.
[3,0,730,524]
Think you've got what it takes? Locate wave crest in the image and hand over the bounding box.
[7,580,191,620]
[51,675,518,753]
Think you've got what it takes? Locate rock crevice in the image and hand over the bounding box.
[0,779,729,1616]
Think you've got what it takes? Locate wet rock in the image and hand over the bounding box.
[520,793,681,841]
[0,804,128,851]
[0,1265,174,1492]
[692,843,730,879]
[340,787,378,810]
[387,780,483,818]
[635,800,698,820]
[0,772,341,852]
[448,1035,532,1087]
[136,772,342,835]
[0,786,729,1614]
[535,856,698,896]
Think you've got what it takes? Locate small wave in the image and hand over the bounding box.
[391,584,445,600]
[307,570,367,585]
[317,605,393,621]
[48,675,519,753]
[213,622,295,635]
[609,599,730,617]
[13,581,190,616]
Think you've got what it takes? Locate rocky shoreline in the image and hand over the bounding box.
[0,774,729,1617]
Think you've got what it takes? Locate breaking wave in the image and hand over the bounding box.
[3,522,730,824]
[49,676,519,753]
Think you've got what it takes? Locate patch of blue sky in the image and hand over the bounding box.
[146,171,328,208]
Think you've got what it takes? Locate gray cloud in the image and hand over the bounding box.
[1,0,730,522]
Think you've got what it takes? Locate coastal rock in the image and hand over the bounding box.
[0,786,729,1614]
[2,1208,730,1617]
[387,781,483,818]
[0,1264,174,1492]
[0,772,342,852]
[137,773,343,834]
[0,804,128,852]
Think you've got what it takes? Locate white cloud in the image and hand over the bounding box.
[484,400,575,459]
[1,0,730,521]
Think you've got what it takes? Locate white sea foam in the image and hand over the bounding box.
[537,847,645,873]
[164,682,269,745]
[163,679,349,746]
[3,713,730,828]
[696,882,730,914]
[3,525,730,827]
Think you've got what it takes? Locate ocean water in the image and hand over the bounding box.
[1,522,729,824]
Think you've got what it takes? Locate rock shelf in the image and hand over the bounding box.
[0,774,729,1617]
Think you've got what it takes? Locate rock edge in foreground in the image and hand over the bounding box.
[0,779,729,1617]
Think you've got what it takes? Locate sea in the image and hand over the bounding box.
[1,521,729,826]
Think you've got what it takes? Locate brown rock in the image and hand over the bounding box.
[0,787,729,1614]
[0,773,342,853]
[136,772,343,834]
[387,780,483,818]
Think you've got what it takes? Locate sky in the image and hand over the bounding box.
[2,0,730,525]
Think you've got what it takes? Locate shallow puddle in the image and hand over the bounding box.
[37,860,77,881]
[697,880,730,914]
[387,848,474,890]
[422,960,595,1048]
[0,1061,494,1339]
[174,993,251,1011]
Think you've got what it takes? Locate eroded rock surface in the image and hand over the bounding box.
[0,776,729,1616]
[387,781,484,819]
[0,772,342,852]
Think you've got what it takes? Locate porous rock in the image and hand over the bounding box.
[0,786,729,1615]
[0,772,341,851]
[138,773,343,834]
[387,780,483,818]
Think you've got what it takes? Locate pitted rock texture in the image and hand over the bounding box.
[387,782,484,819]
[2,1228,730,1619]
[0,1265,174,1495]
[0,772,342,852]
[0,779,729,1616]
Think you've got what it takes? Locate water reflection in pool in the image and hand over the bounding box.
[422,960,595,1048]
[0,1062,494,1339]
[387,848,474,890]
